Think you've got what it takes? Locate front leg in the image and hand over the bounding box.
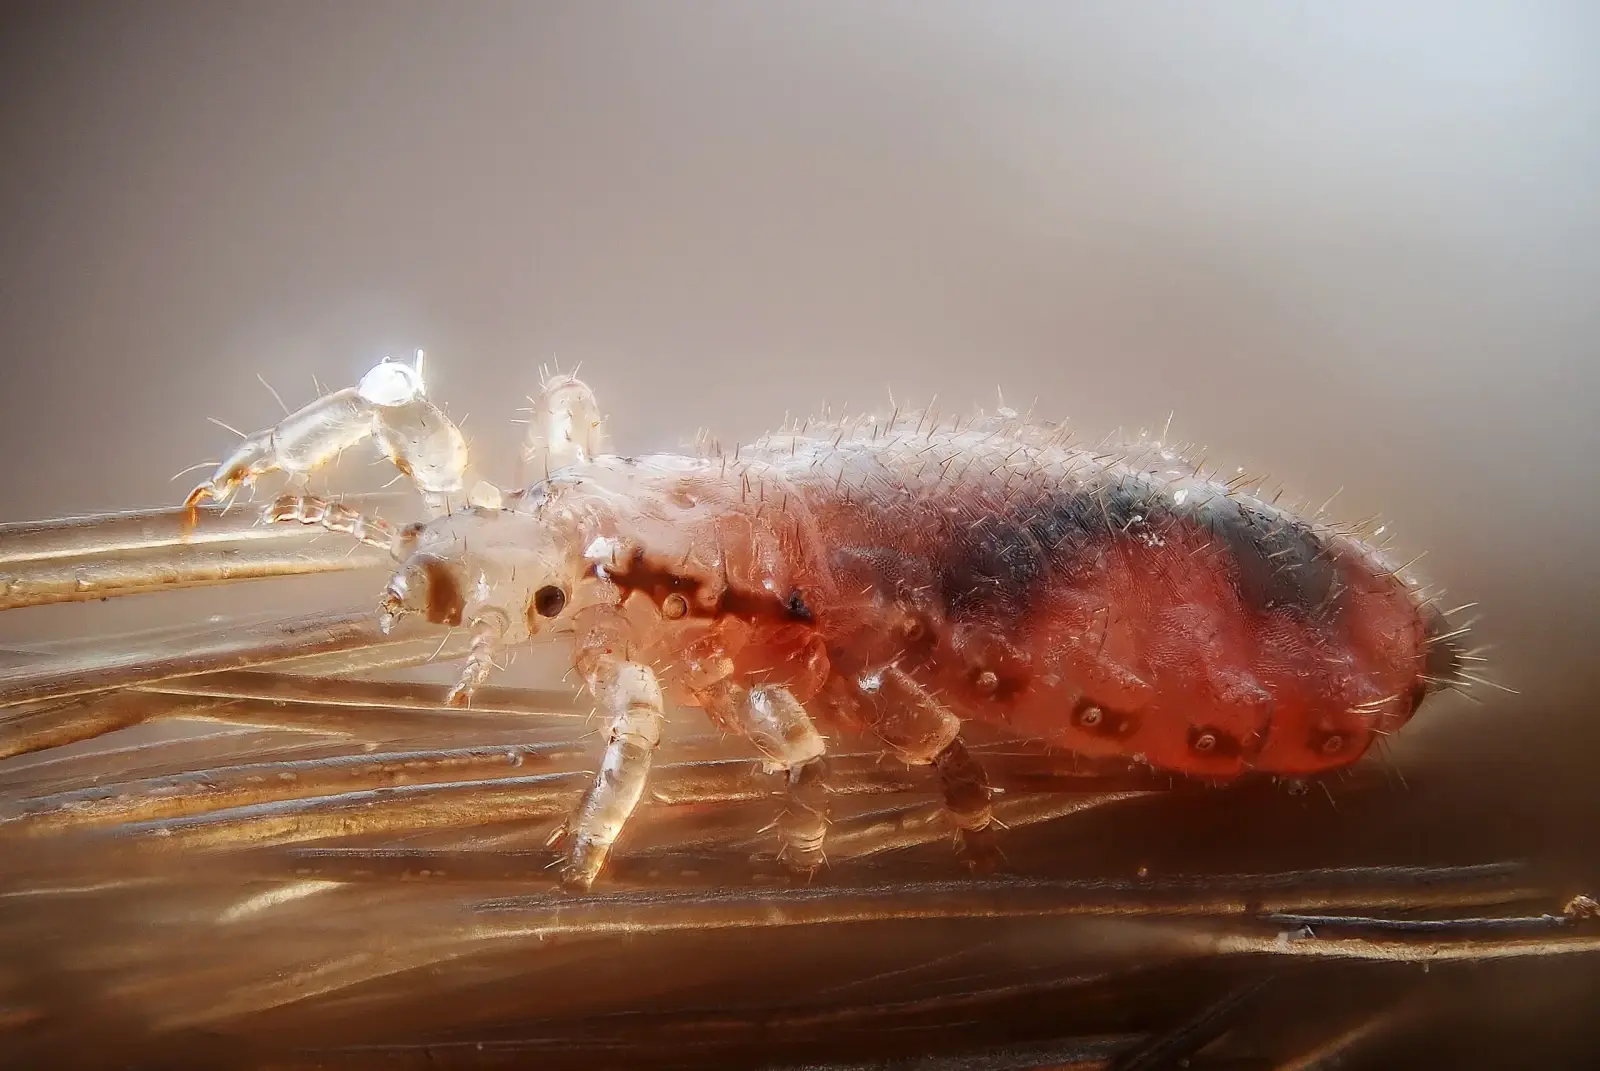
[559,607,666,890]
[185,352,487,519]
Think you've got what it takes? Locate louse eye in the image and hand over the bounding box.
[533,585,568,618]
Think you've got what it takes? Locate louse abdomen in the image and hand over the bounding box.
[587,433,1444,782]
[790,462,1441,781]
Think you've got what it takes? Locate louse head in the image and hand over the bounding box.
[378,505,584,643]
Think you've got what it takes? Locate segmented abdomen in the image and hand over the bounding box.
[737,415,1454,779]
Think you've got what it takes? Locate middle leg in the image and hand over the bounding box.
[696,678,830,872]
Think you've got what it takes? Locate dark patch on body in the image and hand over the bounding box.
[1190,495,1337,618]
[1022,481,1161,562]
[419,558,465,627]
[828,545,926,593]
[974,480,1337,621]
[602,548,814,625]
[935,514,1046,620]
[828,542,1037,694]
[785,589,813,621]
[831,476,1345,640]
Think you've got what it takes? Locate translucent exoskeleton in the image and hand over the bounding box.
[185,353,1470,890]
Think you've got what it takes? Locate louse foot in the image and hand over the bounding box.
[934,737,1002,873]
[775,756,831,875]
[443,614,510,708]
[555,829,614,893]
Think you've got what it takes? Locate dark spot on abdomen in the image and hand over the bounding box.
[1016,478,1338,620]
[936,515,1045,621]
[928,484,1158,622]
[1193,497,1337,618]
[1023,483,1160,561]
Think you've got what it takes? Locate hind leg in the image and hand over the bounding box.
[854,666,998,866]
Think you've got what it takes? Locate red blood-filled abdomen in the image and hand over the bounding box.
[787,460,1444,781]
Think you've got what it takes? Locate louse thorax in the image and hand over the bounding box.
[503,453,834,706]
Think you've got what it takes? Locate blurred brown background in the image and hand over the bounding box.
[2,1,1597,762]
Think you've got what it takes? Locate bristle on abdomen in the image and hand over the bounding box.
[1420,602,1467,694]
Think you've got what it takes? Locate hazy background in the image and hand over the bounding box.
[2,1,1598,766]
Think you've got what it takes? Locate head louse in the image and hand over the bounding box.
[209,359,1476,887]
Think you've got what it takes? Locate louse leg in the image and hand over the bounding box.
[930,734,1001,867]
[696,679,830,872]
[556,607,667,890]
[262,493,509,707]
[861,666,999,868]
[264,493,407,551]
[443,612,509,708]
[518,372,607,486]
[186,352,491,520]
